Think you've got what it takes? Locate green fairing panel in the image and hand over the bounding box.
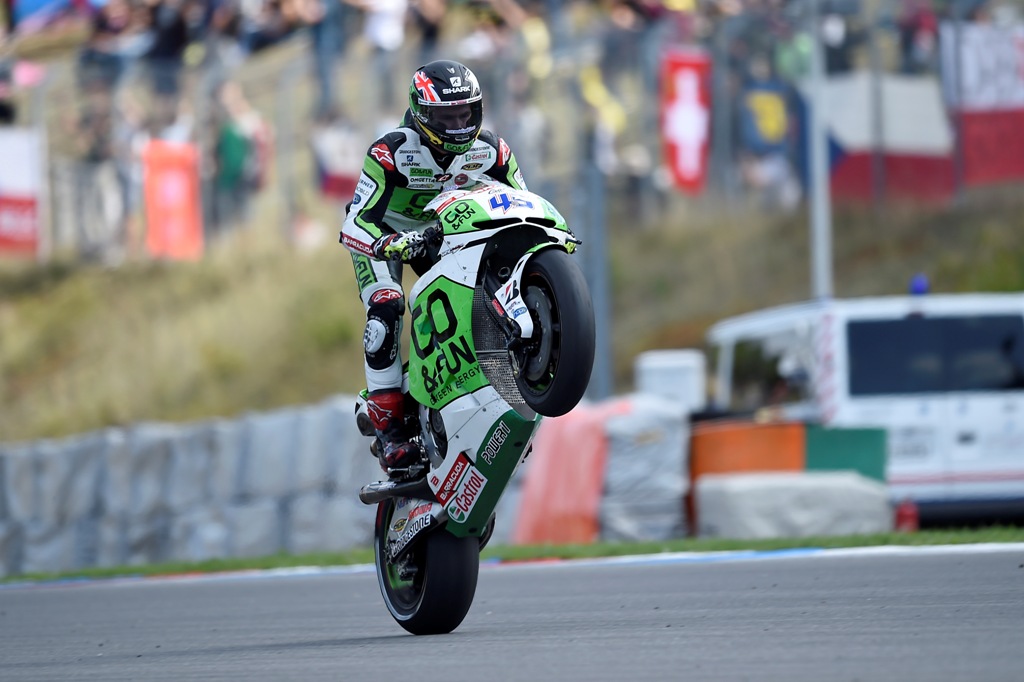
[435,191,569,236]
[436,197,493,235]
[541,198,568,230]
[408,276,488,408]
[445,411,542,537]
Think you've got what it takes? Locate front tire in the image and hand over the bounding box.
[516,248,596,416]
[374,499,480,635]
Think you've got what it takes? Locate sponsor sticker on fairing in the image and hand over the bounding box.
[446,468,488,523]
[408,504,432,519]
[480,421,511,465]
[435,452,471,505]
[390,512,432,556]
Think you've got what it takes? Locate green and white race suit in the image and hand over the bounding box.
[340,110,527,392]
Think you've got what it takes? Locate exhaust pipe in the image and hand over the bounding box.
[359,477,433,505]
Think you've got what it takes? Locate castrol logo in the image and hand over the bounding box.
[447,469,487,522]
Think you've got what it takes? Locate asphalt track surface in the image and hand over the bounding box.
[2,545,1023,682]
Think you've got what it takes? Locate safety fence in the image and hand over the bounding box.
[3,6,1024,265]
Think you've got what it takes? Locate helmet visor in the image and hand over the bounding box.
[421,101,483,144]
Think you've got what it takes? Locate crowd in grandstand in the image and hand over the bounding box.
[0,0,1019,257]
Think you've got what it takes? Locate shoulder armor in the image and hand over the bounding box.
[478,129,500,150]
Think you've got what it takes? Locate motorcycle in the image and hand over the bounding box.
[356,179,596,635]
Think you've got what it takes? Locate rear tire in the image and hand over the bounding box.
[374,499,480,635]
[516,248,596,416]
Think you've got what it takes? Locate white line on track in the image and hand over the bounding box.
[4,543,1023,590]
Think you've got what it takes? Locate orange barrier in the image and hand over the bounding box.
[143,140,203,261]
[690,420,806,478]
[686,420,806,534]
[512,399,632,545]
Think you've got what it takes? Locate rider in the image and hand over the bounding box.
[340,59,528,473]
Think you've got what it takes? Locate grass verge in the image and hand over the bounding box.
[6,527,1023,585]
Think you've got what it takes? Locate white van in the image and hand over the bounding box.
[706,293,1024,522]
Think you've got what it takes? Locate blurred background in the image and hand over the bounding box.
[1,0,1024,441]
[2,0,1024,577]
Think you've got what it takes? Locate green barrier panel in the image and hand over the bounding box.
[804,426,887,483]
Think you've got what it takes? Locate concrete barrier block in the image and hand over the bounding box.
[1,442,37,522]
[97,514,128,568]
[0,521,23,578]
[126,425,177,518]
[168,425,217,513]
[46,431,109,524]
[21,521,75,575]
[71,516,102,569]
[207,419,245,502]
[101,432,134,516]
[696,471,894,539]
[226,499,281,558]
[322,497,375,552]
[170,507,230,562]
[292,405,333,494]
[124,511,173,566]
[239,409,301,499]
[289,493,326,555]
[0,447,11,522]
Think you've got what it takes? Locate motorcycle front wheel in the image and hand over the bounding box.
[374,499,480,635]
[516,248,596,416]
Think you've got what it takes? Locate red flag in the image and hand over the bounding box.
[143,140,204,261]
[661,49,712,194]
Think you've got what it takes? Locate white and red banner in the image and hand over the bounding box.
[805,71,957,202]
[0,128,45,257]
[660,48,711,195]
[940,21,1024,185]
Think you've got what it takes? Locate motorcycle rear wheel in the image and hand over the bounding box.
[516,248,596,416]
[374,499,480,635]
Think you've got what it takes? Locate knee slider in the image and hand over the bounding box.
[364,295,404,370]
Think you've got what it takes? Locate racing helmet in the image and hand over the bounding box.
[408,60,484,155]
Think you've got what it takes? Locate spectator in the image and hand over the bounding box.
[0,59,16,124]
[410,0,446,64]
[142,0,193,96]
[212,80,271,234]
[306,0,344,121]
[736,54,800,210]
[898,0,938,74]
[78,0,147,87]
[346,0,409,118]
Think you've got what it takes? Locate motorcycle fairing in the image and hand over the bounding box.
[408,274,488,410]
[491,242,567,341]
[440,409,541,537]
[385,496,446,561]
